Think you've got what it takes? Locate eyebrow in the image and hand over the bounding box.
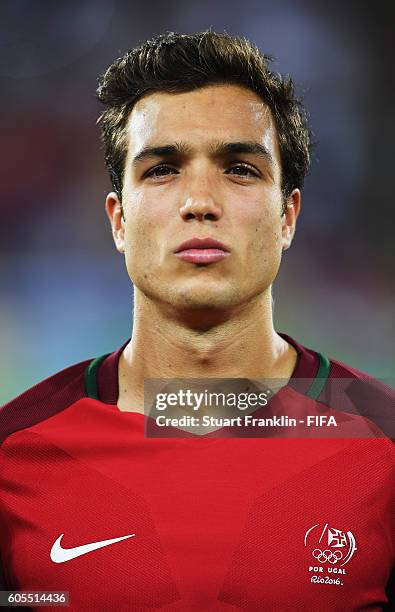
[132,143,192,165]
[210,141,274,165]
[131,140,274,166]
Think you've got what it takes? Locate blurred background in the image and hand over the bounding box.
[1,0,394,403]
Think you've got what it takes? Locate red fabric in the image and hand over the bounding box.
[0,336,393,611]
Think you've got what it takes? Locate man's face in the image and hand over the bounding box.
[106,83,300,312]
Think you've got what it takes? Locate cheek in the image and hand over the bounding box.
[125,219,156,272]
[123,194,158,267]
[123,190,170,248]
[240,201,282,254]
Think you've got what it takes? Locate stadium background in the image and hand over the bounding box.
[1,0,394,403]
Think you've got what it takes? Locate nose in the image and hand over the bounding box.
[179,176,223,222]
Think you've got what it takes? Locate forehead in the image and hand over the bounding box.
[124,84,280,161]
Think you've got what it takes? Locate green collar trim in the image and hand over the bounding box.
[85,353,110,400]
[305,352,331,400]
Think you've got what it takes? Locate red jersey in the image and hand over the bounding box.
[0,334,394,611]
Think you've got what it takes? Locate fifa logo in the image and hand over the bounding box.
[304,522,357,567]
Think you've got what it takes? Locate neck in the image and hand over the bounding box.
[118,287,297,409]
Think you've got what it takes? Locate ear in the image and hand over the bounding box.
[281,188,301,251]
[105,192,126,254]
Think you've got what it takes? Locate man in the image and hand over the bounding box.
[0,31,393,611]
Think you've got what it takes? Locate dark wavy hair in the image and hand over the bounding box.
[96,30,312,208]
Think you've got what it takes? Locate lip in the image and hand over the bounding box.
[174,237,230,253]
[174,237,231,264]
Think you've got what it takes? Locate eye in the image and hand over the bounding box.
[144,164,179,179]
[225,164,259,179]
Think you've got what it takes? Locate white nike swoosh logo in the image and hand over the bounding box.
[50,533,135,563]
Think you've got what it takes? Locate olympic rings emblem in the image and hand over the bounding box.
[312,549,343,564]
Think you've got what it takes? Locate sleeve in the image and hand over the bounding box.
[383,564,394,611]
[0,552,32,612]
[0,551,12,611]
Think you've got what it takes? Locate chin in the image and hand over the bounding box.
[175,282,274,314]
[135,276,270,312]
[175,294,230,310]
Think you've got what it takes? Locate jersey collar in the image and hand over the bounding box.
[94,333,325,405]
